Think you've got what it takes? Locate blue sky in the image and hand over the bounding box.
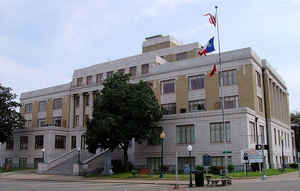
[0,0,299,112]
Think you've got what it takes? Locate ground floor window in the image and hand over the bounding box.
[146,157,161,171]
[81,135,86,150]
[55,135,66,149]
[71,136,76,149]
[210,122,231,143]
[35,135,44,150]
[178,157,195,172]
[176,125,195,144]
[211,156,232,167]
[19,157,27,168]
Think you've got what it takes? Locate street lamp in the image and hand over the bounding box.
[160,131,166,178]
[41,148,45,162]
[187,145,193,188]
[281,135,285,171]
[77,147,81,164]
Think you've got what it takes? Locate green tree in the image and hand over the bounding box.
[86,73,163,171]
[0,84,24,143]
[291,112,300,124]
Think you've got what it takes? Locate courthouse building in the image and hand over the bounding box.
[0,35,295,172]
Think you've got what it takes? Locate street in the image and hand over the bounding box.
[1,178,300,191]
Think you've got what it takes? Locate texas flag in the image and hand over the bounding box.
[198,37,215,56]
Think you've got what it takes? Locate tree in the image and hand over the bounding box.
[86,73,163,171]
[291,112,300,124]
[0,84,24,143]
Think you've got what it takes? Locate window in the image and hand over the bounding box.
[53,117,62,127]
[129,66,137,77]
[20,136,28,150]
[257,97,263,112]
[71,136,76,149]
[84,115,89,126]
[86,75,92,85]
[77,77,83,86]
[161,80,175,94]
[118,68,125,74]
[53,98,62,110]
[75,95,80,108]
[141,64,149,74]
[38,118,47,127]
[19,158,27,168]
[39,101,47,112]
[24,120,32,128]
[25,103,32,113]
[189,75,205,90]
[211,156,232,167]
[147,157,161,171]
[96,73,103,84]
[278,130,280,146]
[189,100,206,112]
[219,70,237,86]
[249,122,256,144]
[35,135,44,149]
[84,94,89,106]
[210,122,231,143]
[81,135,86,150]
[75,115,79,127]
[55,135,66,149]
[256,71,262,88]
[162,103,176,115]
[176,52,188,61]
[176,125,195,144]
[6,137,14,150]
[274,128,277,145]
[178,157,195,172]
[223,96,239,109]
[260,125,265,144]
[107,71,113,78]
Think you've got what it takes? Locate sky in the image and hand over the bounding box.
[0,0,299,112]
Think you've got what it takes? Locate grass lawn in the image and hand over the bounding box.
[0,168,33,173]
[86,168,298,180]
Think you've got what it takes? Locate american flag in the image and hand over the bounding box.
[204,13,216,27]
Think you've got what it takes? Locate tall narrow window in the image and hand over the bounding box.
[53,117,62,127]
[6,137,14,150]
[257,97,263,112]
[85,94,89,106]
[55,135,66,149]
[96,73,103,84]
[161,80,175,94]
[75,95,80,108]
[256,71,262,88]
[141,64,149,74]
[53,98,62,110]
[77,77,83,86]
[176,125,195,144]
[20,136,28,150]
[81,135,86,150]
[25,103,32,113]
[210,122,231,143]
[71,136,76,149]
[260,125,265,144]
[35,135,44,149]
[129,66,137,77]
[274,128,277,145]
[189,75,205,90]
[38,101,47,112]
[86,75,93,85]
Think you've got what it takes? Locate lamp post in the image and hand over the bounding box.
[160,131,166,178]
[187,145,193,188]
[77,147,81,164]
[281,135,285,171]
[41,148,45,162]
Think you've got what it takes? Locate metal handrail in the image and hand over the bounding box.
[46,149,77,164]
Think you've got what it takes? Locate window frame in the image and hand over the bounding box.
[20,136,28,150]
[53,98,63,110]
[189,75,205,90]
[55,135,66,149]
[141,64,149,75]
[35,135,44,150]
[210,122,231,144]
[161,79,175,94]
[25,103,32,113]
[189,99,206,112]
[176,125,195,144]
[38,101,47,112]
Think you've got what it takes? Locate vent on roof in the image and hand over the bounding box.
[145,35,163,40]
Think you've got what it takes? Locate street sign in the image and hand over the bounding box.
[223,151,232,154]
[241,149,263,163]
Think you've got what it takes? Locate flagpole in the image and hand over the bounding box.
[215,5,228,176]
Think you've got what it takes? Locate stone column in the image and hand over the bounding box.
[69,95,74,128]
[79,93,84,128]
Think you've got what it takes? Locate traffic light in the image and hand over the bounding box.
[243,153,248,161]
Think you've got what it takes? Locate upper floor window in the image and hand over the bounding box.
[25,103,32,113]
[53,116,62,127]
[161,79,175,94]
[96,73,103,84]
[129,66,137,77]
[107,71,113,78]
[224,96,239,109]
[219,70,237,86]
[38,118,47,127]
[53,98,62,110]
[86,75,93,85]
[20,136,28,150]
[189,75,205,90]
[210,122,231,143]
[176,125,195,144]
[161,103,176,115]
[257,96,263,112]
[76,77,83,86]
[55,135,66,149]
[249,121,256,144]
[84,94,89,106]
[256,71,262,88]
[35,135,44,149]
[118,68,125,74]
[24,120,32,128]
[176,52,188,61]
[189,100,206,112]
[75,95,80,108]
[141,64,149,74]
[39,101,47,112]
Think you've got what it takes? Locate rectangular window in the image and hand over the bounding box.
[118,68,125,74]
[161,79,175,94]
[257,97,263,112]
[77,77,83,86]
[176,52,188,61]
[84,94,89,106]
[84,114,89,126]
[256,71,262,88]
[176,125,195,144]
[223,96,239,109]
[260,125,265,144]
[278,130,281,146]
[146,157,161,171]
[219,70,237,86]
[189,100,206,112]
[6,137,14,150]
[71,136,76,150]
[249,122,256,144]
[211,156,232,167]
[141,64,149,74]
[25,103,32,113]
[107,71,113,78]
[75,95,80,108]
[86,75,92,85]
[96,73,103,84]
[20,136,28,150]
[53,117,62,127]
[161,103,176,115]
[210,122,231,143]
[24,120,32,128]
[178,157,195,172]
[189,75,205,90]
[129,66,137,77]
[274,128,277,145]
[35,135,44,150]
[75,115,79,127]
[55,135,66,149]
[19,157,27,168]
[53,98,62,110]
[38,118,47,127]
[38,101,47,112]
[81,135,86,150]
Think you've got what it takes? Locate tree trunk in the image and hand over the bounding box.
[123,147,129,172]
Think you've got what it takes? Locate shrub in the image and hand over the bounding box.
[228,164,234,173]
[131,170,138,176]
[195,165,204,171]
[289,163,298,169]
[112,160,125,173]
[209,166,224,175]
